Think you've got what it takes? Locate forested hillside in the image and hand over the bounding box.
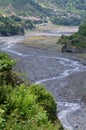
[0,15,34,36]
[0,0,86,25]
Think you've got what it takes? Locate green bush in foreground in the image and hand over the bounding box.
[29,84,57,121]
[0,84,63,130]
[0,53,15,85]
[0,53,64,130]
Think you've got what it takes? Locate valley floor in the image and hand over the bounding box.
[0,25,86,130]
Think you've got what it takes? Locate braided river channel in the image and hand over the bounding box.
[0,30,86,130]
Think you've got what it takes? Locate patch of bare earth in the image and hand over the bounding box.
[21,35,62,52]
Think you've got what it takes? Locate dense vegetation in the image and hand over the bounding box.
[0,15,24,36]
[0,0,86,25]
[58,23,86,52]
[0,15,34,36]
[50,16,82,26]
[0,53,63,130]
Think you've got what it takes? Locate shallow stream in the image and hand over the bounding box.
[0,31,86,130]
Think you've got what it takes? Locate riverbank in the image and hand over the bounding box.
[0,26,86,130]
[18,32,86,130]
[21,25,78,52]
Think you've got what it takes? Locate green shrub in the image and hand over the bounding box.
[58,23,86,48]
[1,84,62,130]
[79,23,86,36]
[0,108,6,129]
[0,53,15,85]
[0,53,24,86]
[0,15,35,36]
[0,83,63,130]
[29,84,57,121]
[0,53,64,130]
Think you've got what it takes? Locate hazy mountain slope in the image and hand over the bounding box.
[0,0,86,15]
[0,0,47,16]
[0,0,86,25]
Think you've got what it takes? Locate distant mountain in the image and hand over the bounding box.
[0,0,86,25]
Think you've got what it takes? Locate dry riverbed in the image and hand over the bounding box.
[21,35,62,52]
[0,24,86,130]
[17,27,86,130]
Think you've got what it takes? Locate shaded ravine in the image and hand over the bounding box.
[0,36,86,130]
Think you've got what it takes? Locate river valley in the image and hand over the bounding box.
[0,27,86,130]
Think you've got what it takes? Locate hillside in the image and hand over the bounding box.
[58,23,86,53]
[0,15,34,36]
[0,15,24,36]
[0,0,86,25]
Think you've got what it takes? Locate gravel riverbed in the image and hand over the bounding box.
[0,31,86,130]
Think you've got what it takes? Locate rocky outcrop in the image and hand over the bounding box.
[59,23,86,53]
[62,42,86,53]
[62,42,79,53]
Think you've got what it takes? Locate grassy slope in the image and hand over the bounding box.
[0,0,86,17]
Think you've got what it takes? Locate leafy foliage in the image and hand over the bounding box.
[58,23,86,48]
[79,23,86,36]
[0,15,34,36]
[50,16,82,26]
[0,53,15,85]
[0,53,64,130]
[29,84,57,121]
[0,15,24,36]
